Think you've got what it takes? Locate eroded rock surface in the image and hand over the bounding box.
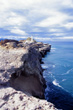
[0,38,57,110]
[0,87,57,110]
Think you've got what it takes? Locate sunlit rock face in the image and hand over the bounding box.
[0,38,57,110]
[0,87,56,110]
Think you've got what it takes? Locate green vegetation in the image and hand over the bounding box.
[26,37,32,41]
[0,39,8,45]
[26,37,37,42]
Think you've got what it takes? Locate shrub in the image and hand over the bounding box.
[26,37,32,41]
[26,37,37,43]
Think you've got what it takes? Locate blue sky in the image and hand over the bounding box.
[0,0,73,41]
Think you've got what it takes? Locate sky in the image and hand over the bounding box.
[0,0,73,41]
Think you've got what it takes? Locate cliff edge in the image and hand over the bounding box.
[0,38,57,110]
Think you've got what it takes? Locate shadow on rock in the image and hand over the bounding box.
[9,73,45,99]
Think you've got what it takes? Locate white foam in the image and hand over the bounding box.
[51,48,56,50]
[64,68,73,75]
[51,48,56,52]
[62,79,66,82]
[53,65,55,68]
[41,64,48,69]
[43,75,46,78]
[53,79,61,88]
[48,72,52,74]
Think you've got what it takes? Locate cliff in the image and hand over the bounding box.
[0,38,57,110]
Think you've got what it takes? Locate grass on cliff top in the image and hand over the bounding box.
[0,39,19,46]
[0,39,9,45]
[0,37,37,46]
[26,37,37,42]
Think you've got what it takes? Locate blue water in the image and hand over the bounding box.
[42,41,73,110]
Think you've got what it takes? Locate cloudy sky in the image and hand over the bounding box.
[0,0,73,41]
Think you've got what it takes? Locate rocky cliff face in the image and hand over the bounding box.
[0,38,57,110]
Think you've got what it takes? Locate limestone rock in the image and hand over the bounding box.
[0,87,57,110]
[0,38,57,110]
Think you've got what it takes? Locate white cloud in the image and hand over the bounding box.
[31,28,41,32]
[49,28,62,32]
[30,36,73,41]
[34,37,51,40]
[0,36,28,40]
[51,33,65,36]
[52,36,73,41]
[10,27,27,35]
[0,0,73,39]
[62,0,73,8]
[63,22,73,29]
[60,36,73,39]
[7,12,27,26]
[35,11,69,27]
[0,11,28,28]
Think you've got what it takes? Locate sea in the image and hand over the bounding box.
[41,41,73,110]
[0,38,73,110]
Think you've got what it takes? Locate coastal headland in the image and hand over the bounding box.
[0,38,57,110]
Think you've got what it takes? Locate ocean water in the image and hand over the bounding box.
[41,41,73,110]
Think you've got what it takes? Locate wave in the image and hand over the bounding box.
[62,79,66,82]
[41,64,48,69]
[52,65,55,68]
[51,48,56,52]
[65,68,73,74]
[52,79,62,88]
[62,68,73,75]
[46,81,73,110]
[51,48,56,50]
